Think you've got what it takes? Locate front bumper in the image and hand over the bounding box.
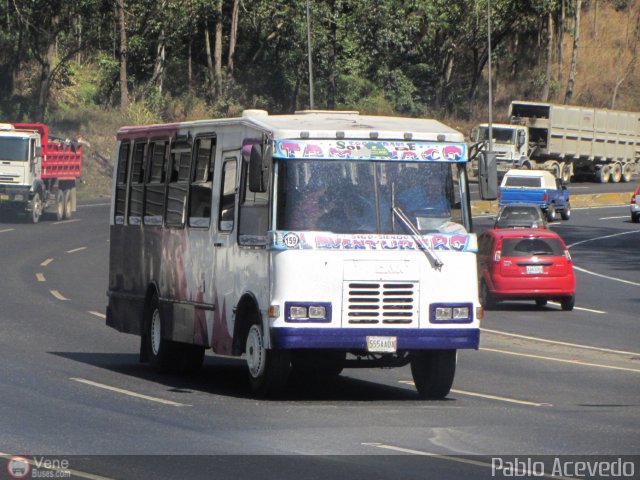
[270,327,480,350]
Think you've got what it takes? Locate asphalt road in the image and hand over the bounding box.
[0,201,638,479]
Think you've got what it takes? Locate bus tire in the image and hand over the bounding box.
[410,349,456,400]
[145,296,175,373]
[62,189,73,220]
[246,323,290,398]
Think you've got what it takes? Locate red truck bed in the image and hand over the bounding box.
[12,123,82,180]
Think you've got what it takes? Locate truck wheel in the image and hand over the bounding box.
[560,202,571,220]
[546,204,557,222]
[560,295,575,312]
[622,164,633,183]
[410,349,456,400]
[55,190,64,221]
[610,163,622,183]
[62,189,73,220]
[597,166,610,183]
[30,192,42,224]
[246,323,290,398]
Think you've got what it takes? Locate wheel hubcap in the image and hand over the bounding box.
[151,309,161,355]
[246,325,265,378]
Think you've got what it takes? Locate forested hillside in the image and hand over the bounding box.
[0,0,639,197]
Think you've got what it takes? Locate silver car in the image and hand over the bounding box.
[494,203,548,229]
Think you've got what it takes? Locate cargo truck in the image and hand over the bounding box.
[470,101,640,183]
[0,123,81,223]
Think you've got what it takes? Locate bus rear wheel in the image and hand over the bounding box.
[144,296,205,374]
[410,349,457,400]
[246,323,290,398]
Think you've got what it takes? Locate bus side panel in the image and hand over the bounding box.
[107,224,146,335]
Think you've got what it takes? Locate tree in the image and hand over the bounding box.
[117,0,129,112]
[564,0,581,104]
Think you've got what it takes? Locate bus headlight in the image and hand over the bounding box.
[430,303,473,323]
[285,302,331,323]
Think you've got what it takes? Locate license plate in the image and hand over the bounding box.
[0,194,8,200]
[526,265,543,274]
[367,336,397,353]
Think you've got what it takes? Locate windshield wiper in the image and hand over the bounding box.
[392,206,444,270]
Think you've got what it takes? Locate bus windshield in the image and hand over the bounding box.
[276,160,467,235]
[0,137,29,161]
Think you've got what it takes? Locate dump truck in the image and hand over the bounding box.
[470,101,640,183]
[0,123,81,223]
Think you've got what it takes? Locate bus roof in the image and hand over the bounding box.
[117,110,465,143]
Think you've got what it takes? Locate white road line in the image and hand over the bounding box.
[573,204,628,210]
[481,347,640,373]
[53,218,81,225]
[50,290,69,301]
[0,228,14,233]
[399,381,550,406]
[66,246,87,254]
[567,229,640,248]
[546,301,606,314]
[481,328,640,356]
[70,377,190,407]
[89,310,106,319]
[78,202,111,208]
[35,273,46,282]
[360,444,571,479]
[40,258,54,266]
[573,265,640,287]
[0,453,115,480]
[599,215,629,220]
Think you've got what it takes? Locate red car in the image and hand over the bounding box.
[477,228,576,311]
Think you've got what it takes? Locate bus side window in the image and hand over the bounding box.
[128,141,147,225]
[218,159,237,232]
[165,139,192,227]
[144,139,169,226]
[114,141,130,224]
[239,159,269,245]
[188,136,216,228]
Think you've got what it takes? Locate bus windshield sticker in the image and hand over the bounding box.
[273,140,467,163]
[269,231,476,252]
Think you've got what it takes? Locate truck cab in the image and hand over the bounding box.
[0,124,41,208]
[470,123,529,175]
[498,169,571,222]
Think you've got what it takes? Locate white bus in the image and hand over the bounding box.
[107,110,486,398]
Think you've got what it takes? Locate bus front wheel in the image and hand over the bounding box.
[246,323,290,398]
[410,349,457,400]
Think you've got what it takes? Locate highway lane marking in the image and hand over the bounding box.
[360,444,572,479]
[53,218,81,225]
[89,310,106,319]
[573,265,640,287]
[546,301,607,314]
[481,328,640,356]
[78,202,111,208]
[35,273,46,282]
[599,215,629,219]
[0,228,14,233]
[0,453,115,480]
[40,258,54,266]
[567,229,640,249]
[70,377,190,407]
[481,347,640,373]
[50,290,69,301]
[66,246,87,253]
[398,381,550,407]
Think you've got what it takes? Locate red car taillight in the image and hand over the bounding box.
[564,249,572,261]
[543,191,549,202]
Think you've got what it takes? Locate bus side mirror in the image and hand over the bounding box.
[478,151,498,200]
[34,145,42,158]
[249,143,270,193]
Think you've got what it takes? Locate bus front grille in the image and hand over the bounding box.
[344,282,418,326]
